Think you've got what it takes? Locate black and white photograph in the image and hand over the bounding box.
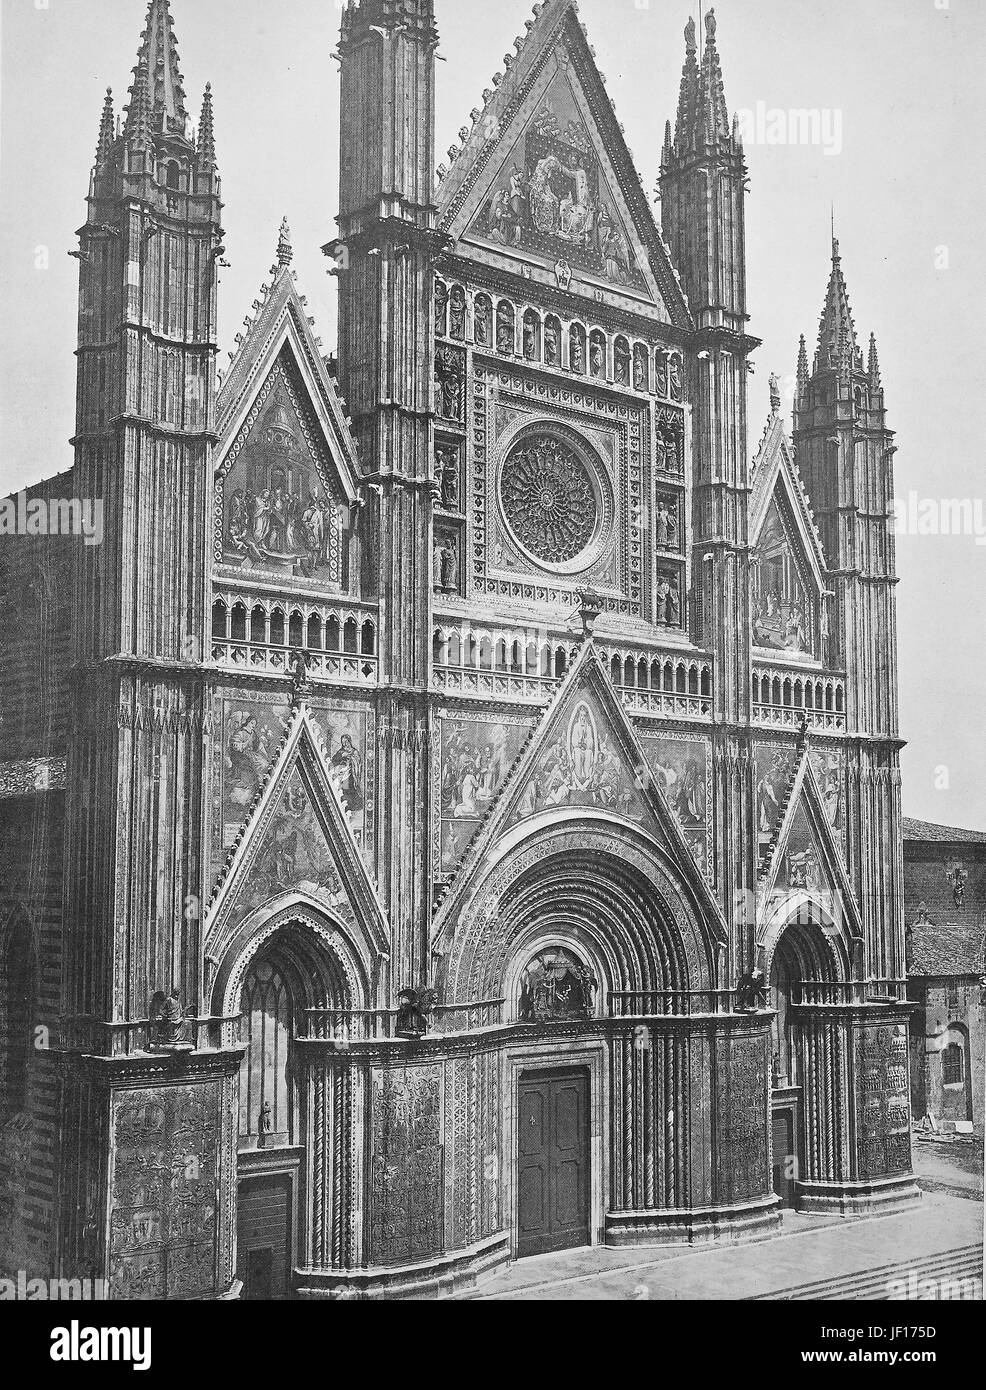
[0,0,982,1353]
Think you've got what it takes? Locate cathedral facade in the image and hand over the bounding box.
[0,0,919,1300]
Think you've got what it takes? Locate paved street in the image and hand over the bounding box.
[459,1191,983,1300]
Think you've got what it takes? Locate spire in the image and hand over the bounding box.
[814,235,860,374]
[277,217,293,268]
[698,8,730,146]
[671,16,700,155]
[124,56,153,152]
[95,88,115,169]
[868,332,882,388]
[796,334,810,406]
[131,0,190,141]
[197,83,216,169]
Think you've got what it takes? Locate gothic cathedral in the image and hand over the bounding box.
[0,0,917,1299]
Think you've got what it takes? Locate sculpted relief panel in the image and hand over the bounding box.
[109,1084,220,1301]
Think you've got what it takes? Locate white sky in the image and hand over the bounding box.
[1,0,984,830]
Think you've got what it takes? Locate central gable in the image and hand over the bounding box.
[439,5,689,325]
[465,64,658,308]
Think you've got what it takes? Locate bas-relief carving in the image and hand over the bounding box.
[639,733,713,879]
[370,1068,444,1266]
[109,1084,220,1301]
[751,498,816,657]
[217,360,344,585]
[809,746,848,862]
[212,695,374,877]
[471,81,649,299]
[437,714,535,876]
[715,1035,768,1204]
[857,1026,911,1179]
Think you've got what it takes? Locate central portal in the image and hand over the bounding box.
[517,1067,590,1259]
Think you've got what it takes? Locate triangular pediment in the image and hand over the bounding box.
[438,4,691,325]
[205,706,389,975]
[759,750,862,944]
[750,415,828,660]
[431,644,726,949]
[215,246,360,584]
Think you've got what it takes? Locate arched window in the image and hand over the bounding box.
[231,603,247,642]
[212,600,228,641]
[326,616,340,652]
[343,617,359,654]
[942,1042,964,1086]
[251,605,267,645]
[0,910,36,1119]
[361,620,376,657]
[239,957,292,1144]
[288,611,304,647]
[307,614,323,650]
[165,161,181,191]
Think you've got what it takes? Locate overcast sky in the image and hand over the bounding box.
[1,0,984,830]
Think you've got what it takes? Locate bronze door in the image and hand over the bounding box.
[771,1107,798,1209]
[518,1069,590,1258]
[237,1174,292,1299]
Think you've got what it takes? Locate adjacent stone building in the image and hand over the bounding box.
[0,0,918,1299]
[904,818,986,1134]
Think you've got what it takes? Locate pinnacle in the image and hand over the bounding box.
[197,82,216,169]
[131,0,190,141]
[277,217,293,267]
[814,236,860,374]
[95,87,115,168]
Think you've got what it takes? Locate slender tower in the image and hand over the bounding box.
[331,0,443,989]
[61,1,232,1295]
[793,238,902,981]
[660,10,759,967]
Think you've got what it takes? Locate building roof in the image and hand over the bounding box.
[903,817,986,846]
[906,914,984,978]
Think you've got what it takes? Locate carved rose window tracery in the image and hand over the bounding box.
[500,433,598,565]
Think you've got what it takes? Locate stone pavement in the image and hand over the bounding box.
[458,1192,983,1300]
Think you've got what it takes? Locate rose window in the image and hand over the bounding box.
[500,433,598,564]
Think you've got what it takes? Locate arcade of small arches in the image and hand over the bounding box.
[431,624,713,695]
[211,597,377,659]
[435,277,685,401]
[752,667,846,715]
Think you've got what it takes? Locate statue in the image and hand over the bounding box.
[395,988,440,1040]
[150,990,191,1050]
[257,1101,273,1147]
[735,967,767,1013]
[289,646,312,708]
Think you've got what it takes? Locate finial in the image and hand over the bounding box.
[769,372,781,415]
[277,216,293,267]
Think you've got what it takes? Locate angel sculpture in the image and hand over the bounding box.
[395,987,440,1040]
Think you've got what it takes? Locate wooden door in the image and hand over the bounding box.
[237,1174,292,1299]
[771,1107,798,1209]
[517,1069,590,1258]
